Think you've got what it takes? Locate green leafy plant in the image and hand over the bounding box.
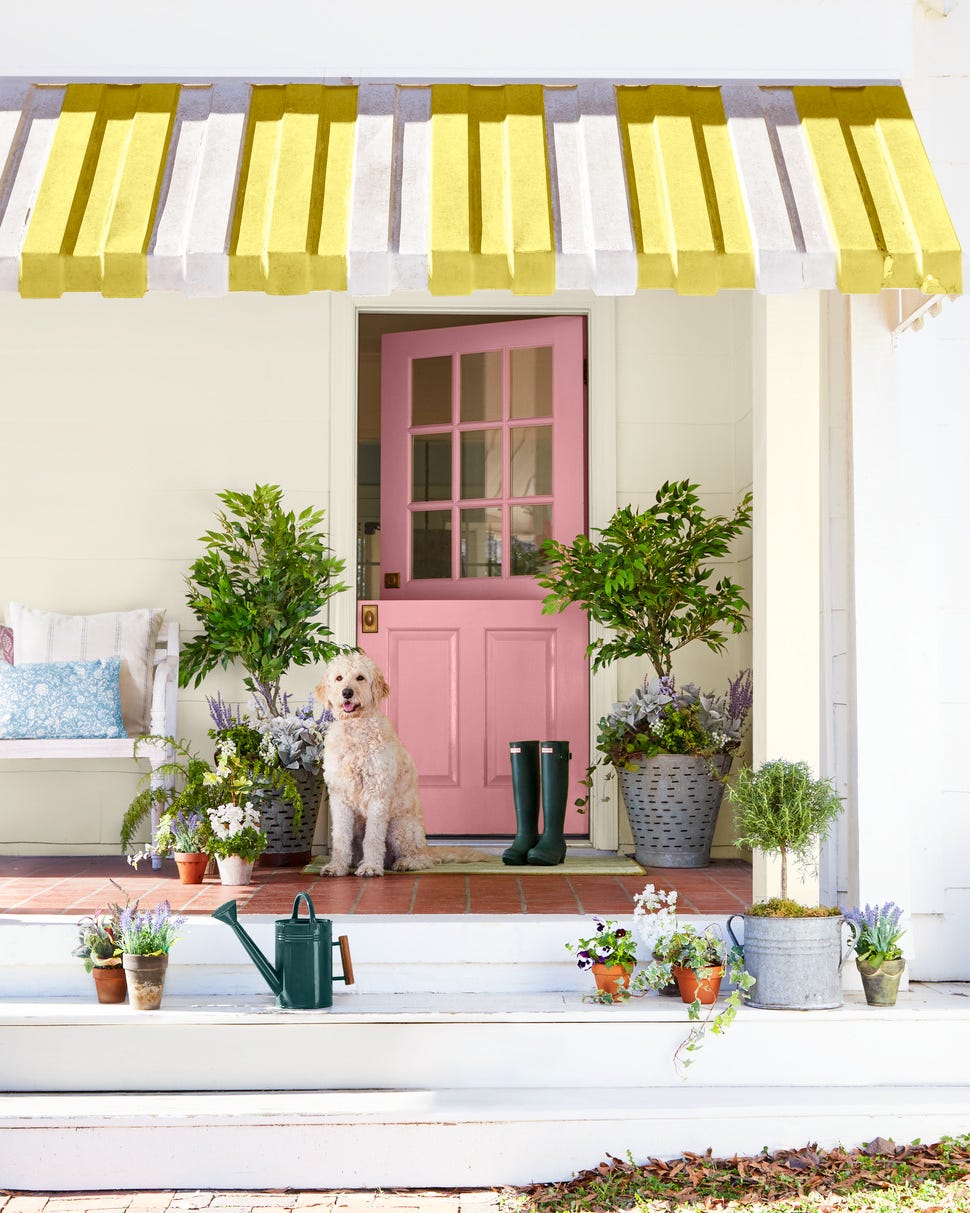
[121,733,296,860]
[72,886,132,971]
[180,484,349,716]
[729,758,844,903]
[538,480,752,679]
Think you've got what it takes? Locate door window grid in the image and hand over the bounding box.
[408,346,555,582]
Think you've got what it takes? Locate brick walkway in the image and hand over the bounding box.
[0,855,750,916]
[0,1194,505,1212]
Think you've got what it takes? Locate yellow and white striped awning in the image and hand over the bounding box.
[0,81,961,299]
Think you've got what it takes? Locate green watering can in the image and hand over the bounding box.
[212,892,354,1009]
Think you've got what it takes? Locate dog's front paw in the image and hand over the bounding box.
[321,862,351,877]
[355,862,385,878]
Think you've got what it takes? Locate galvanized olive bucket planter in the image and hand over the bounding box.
[618,754,731,868]
[727,913,858,1009]
[257,769,326,867]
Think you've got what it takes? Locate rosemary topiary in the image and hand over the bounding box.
[729,759,844,902]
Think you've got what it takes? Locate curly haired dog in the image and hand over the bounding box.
[315,651,490,877]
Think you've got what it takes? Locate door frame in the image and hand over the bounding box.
[329,291,619,849]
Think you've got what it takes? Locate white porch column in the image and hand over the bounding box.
[846,295,918,923]
[751,293,823,903]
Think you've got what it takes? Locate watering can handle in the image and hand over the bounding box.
[291,892,317,924]
[839,917,860,973]
[335,935,355,986]
[726,914,744,952]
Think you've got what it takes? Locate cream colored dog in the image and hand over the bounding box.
[315,651,490,877]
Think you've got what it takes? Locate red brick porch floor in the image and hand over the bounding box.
[0,855,750,916]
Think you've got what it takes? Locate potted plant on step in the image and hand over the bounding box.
[73,900,127,1004]
[842,902,906,1007]
[539,480,753,867]
[118,899,185,1011]
[179,485,348,864]
[727,758,853,1009]
[154,810,212,885]
[566,916,638,1002]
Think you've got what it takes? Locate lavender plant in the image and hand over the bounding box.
[841,902,905,966]
[118,900,185,956]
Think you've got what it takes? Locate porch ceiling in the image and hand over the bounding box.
[0,81,961,299]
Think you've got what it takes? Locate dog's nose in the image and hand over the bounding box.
[341,686,355,700]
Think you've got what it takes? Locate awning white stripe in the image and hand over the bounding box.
[348,83,396,296]
[759,87,837,291]
[392,86,431,292]
[0,85,63,292]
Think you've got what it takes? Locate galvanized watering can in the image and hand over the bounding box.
[212,892,354,1009]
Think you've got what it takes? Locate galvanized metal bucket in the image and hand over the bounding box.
[727,912,858,1009]
[618,754,731,868]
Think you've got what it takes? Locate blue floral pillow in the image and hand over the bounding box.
[0,658,126,739]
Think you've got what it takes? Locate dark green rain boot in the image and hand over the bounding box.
[502,740,541,865]
[527,741,571,866]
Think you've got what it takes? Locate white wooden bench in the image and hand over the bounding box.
[0,621,180,868]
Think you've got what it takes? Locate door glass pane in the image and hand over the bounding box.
[460,350,502,422]
[511,504,552,576]
[411,510,452,579]
[412,433,452,502]
[510,425,552,497]
[460,507,503,578]
[411,356,453,426]
[460,429,502,500]
[510,346,553,419]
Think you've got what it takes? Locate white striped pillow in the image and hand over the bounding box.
[9,603,165,737]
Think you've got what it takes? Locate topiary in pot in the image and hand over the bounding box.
[726,759,853,1009]
[538,480,753,866]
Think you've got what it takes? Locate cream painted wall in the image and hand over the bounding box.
[0,291,340,854]
[612,291,754,858]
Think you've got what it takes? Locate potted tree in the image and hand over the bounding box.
[539,480,753,867]
[726,758,852,1009]
[179,484,348,864]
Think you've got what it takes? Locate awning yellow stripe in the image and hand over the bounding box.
[429,84,555,295]
[20,84,177,298]
[617,85,754,295]
[794,86,961,294]
[229,85,358,294]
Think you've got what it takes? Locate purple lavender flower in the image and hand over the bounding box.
[658,674,676,699]
[207,692,242,731]
[728,669,753,725]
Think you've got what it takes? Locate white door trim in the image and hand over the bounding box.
[328,291,618,849]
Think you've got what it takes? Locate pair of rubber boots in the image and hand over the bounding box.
[502,740,571,867]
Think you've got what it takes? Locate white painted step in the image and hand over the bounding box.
[3,987,969,1093]
[4,1085,970,1189]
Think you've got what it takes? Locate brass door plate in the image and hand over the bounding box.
[384,572,401,589]
[361,604,379,634]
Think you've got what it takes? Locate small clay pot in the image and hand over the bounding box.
[91,961,127,1004]
[174,852,209,885]
[857,956,906,1007]
[591,963,632,1002]
[122,953,169,1011]
[673,964,725,1006]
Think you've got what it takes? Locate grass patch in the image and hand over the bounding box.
[507,1134,970,1211]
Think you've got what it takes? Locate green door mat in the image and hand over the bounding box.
[303,854,645,875]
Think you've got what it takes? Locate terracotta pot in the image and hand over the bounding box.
[91,961,127,1004]
[857,956,906,1007]
[216,855,255,886]
[174,852,209,885]
[591,963,632,1001]
[673,964,724,1006]
[122,953,169,1011]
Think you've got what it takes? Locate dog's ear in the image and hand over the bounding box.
[373,668,391,701]
[314,674,329,706]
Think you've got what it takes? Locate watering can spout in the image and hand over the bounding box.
[212,900,283,998]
